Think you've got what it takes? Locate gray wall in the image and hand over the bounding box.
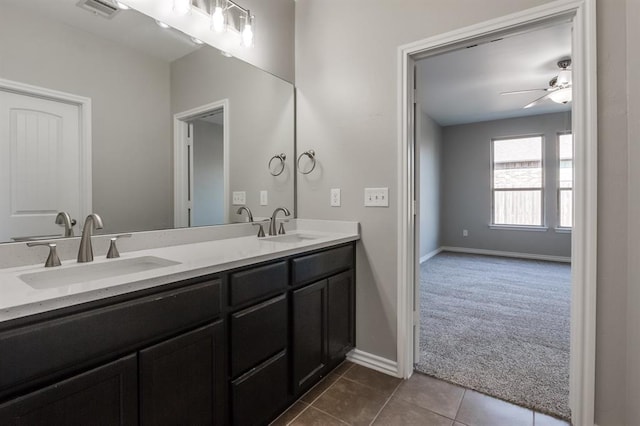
[440,112,571,257]
[417,111,442,258]
[192,119,224,226]
[171,47,295,222]
[0,3,173,235]
[627,0,640,421]
[295,0,636,424]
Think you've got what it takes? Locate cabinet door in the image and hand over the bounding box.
[328,271,355,362]
[0,354,137,426]
[292,279,328,394]
[140,321,225,426]
[231,351,288,426]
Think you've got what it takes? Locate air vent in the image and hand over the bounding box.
[77,0,120,19]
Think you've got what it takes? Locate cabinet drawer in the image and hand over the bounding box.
[230,295,287,377]
[231,351,288,426]
[292,245,353,285]
[229,261,287,306]
[0,279,221,400]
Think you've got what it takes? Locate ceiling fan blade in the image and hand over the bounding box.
[500,88,547,95]
[523,92,552,109]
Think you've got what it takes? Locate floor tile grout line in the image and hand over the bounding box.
[368,380,403,425]
[453,388,467,421]
[282,403,310,426]
[307,405,352,425]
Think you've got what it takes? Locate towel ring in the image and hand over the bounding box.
[297,150,316,175]
[268,153,286,176]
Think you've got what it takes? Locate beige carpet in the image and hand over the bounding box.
[415,252,571,420]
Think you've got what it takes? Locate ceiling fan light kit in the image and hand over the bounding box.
[503,58,573,108]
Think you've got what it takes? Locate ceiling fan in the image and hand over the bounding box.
[501,58,572,109]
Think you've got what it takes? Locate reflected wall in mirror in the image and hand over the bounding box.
[0,0,294,243]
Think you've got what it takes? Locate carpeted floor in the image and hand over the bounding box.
[415,252,571,420]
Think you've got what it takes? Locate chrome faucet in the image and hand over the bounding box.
[236,206,254,222]
[77,214,103,263]
[55,211,76,237]
[269,207,290,236]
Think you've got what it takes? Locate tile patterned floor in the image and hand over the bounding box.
[271,362,571,426]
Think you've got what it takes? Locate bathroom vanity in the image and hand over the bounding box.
[0,223,358,425]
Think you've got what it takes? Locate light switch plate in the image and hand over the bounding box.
[232,191,246,205]
[330,188,341,207]
[364,187,389,207]
[260,190,268,206]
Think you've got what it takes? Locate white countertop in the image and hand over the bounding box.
[0,221,359,323]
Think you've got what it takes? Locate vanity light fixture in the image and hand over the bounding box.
[173,0,192,15]
[206,0,255,47]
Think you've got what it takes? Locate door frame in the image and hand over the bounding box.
[396,1,597,425]
[0,78,92,226]
[173,99,230,227]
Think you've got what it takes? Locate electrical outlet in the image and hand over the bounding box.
[260,190,268,206]
[330,188,341,207]
[364,187,389,207]
[232,191,246,205]
[463,229,469,237]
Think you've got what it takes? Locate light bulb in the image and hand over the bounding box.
[557,69,572,87]
[242,15,254,47]
[211,6,225,32]
[173,0,191,15]
[549,87,572,104]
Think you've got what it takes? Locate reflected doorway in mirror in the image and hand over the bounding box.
[0,78,92,242]
[174,99,229,228]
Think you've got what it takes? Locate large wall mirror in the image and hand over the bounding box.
[0,0,294,243]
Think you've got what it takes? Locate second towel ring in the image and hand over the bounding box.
[297,150,316,175]
[268,153,286,176]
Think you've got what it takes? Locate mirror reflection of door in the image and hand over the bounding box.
[0,87,84,241]
[189,110,225,227]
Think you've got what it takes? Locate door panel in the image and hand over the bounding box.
[0,89,82,241]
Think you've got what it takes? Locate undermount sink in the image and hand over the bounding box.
[19,256,181,289]
[261,233,321,243]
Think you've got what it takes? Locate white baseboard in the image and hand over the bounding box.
[346,349,400,378]
[419,247,442,264]
[441,246,571,263]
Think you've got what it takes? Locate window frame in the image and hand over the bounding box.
[557,131,573,231]
[490,134,546,229]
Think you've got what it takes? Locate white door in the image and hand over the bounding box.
[0,90,82,241]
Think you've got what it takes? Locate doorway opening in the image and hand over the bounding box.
[397,1,597,425]
[414,22,573,419]
[173,100,229,228]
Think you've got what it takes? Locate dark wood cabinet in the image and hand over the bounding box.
[0,241,356,426]
[0,354,138,426]
[139,322,225,426]
[292,279,328,393]
[328,271,355,362]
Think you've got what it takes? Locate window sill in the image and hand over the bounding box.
[554,227,572,234]
[488,224,548,232]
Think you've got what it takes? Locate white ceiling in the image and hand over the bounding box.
[1,0,200,62]
[416,22,572,126]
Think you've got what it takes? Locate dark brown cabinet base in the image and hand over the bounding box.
[0,241,356,426]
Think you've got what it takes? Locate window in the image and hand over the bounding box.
[558,133,573,228]
[492,136,543,226]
